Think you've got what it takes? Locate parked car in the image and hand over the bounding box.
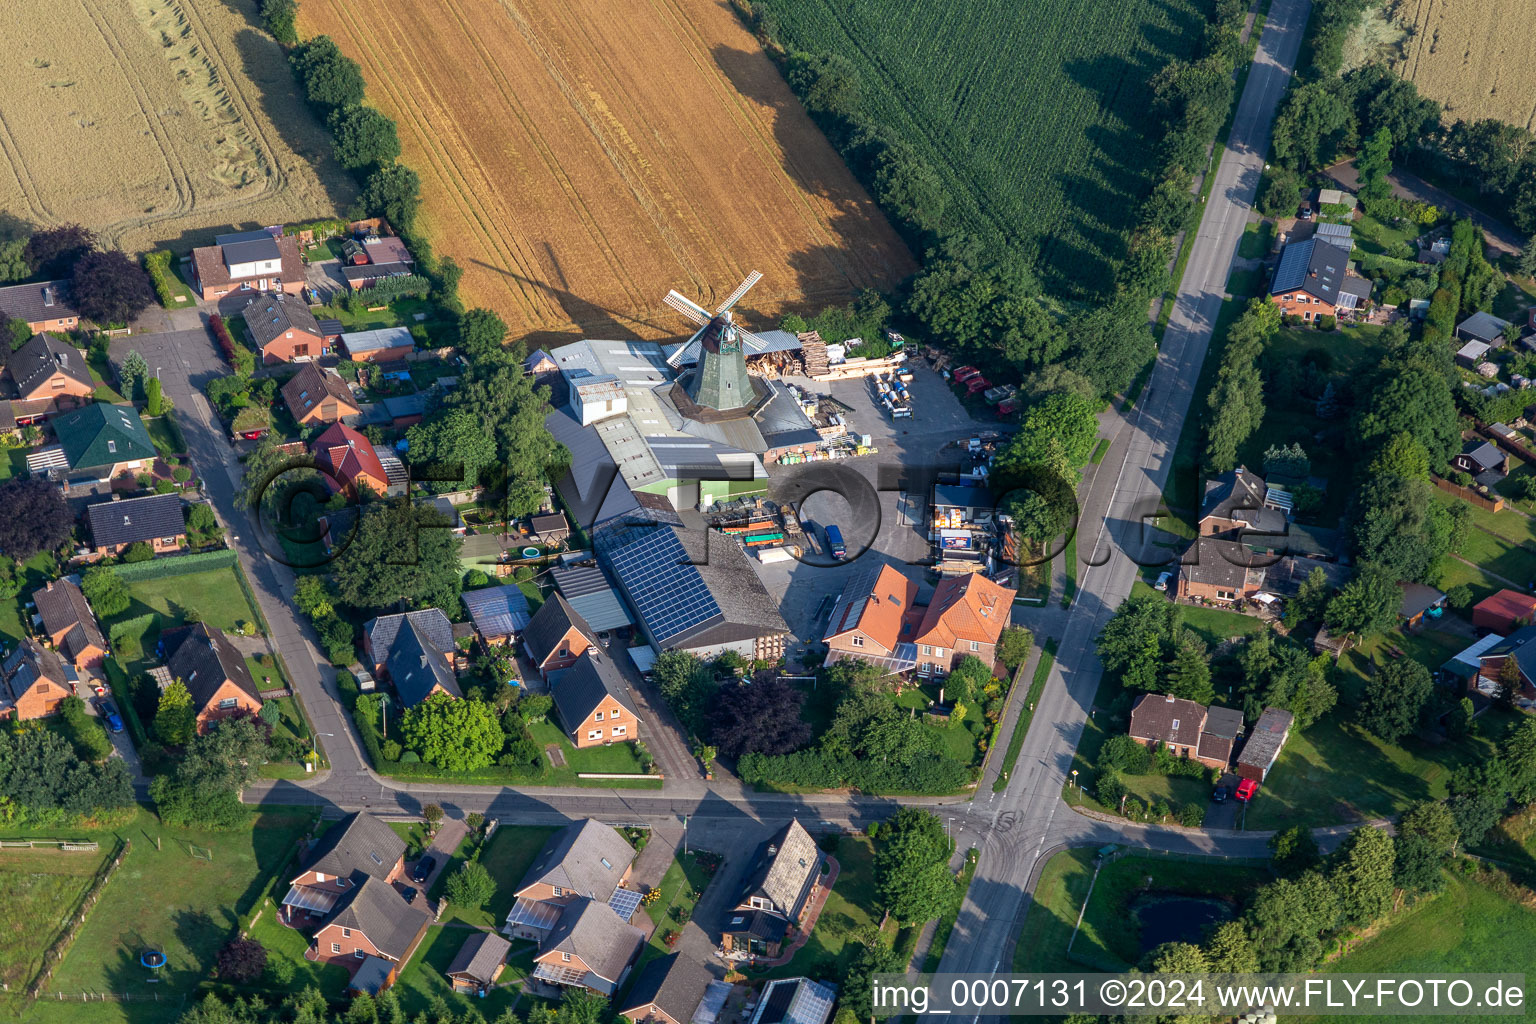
[1211,785,1230,803]
[1235,778,1259,801]
[411,856,436,883]
[400,886,419,904]
[1154,571,1173,591]
[95,698,124,734]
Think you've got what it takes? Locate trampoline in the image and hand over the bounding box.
[140,950,166,970]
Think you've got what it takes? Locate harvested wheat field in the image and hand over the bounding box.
[298,0,915,342]
[0,0,352,252]
[1392,0,1536,130]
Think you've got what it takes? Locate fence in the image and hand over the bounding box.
[1431,474,1504,511]
[28,838,129,997]
[0,839,99,851]
[1100,846,1272,869]
[1479,422,1536,466]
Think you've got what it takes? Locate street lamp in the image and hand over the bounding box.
[1070,769,1079,790]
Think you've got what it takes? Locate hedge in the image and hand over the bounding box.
[210,313,238,364]
[103,658,150,749]
[353,693,385,767]
[143,251,177,308]
[349,274,430,305]
[108,548,236,581]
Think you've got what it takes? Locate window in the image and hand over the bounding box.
[612,725,626,737]
[552,886,563,897]
[342,928,352,938]
[1171,719,1181,731]
[106,440,116,453]
[162,536,177,545]
[561,952,571,963]
[601,858,613,869]
[919,645,931,656]
[218,697,238,710]
[1303,311,1312,320]
[970,641,980,652]
[588,729,603,741]
[851,635,864,647]
[354,950,365,960]
[331,943,341,954]
[594,710,604,722]
[934,647,946,658]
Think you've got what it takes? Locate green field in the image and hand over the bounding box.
[762,0,1210,294]
[106,566,265,640]
[0,846,107,996]
[435,825,557,928]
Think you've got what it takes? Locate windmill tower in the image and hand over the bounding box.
[663,271,764,414]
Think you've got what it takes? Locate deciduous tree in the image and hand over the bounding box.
[707,677,811,757]
[71,250,154,326]
[332,498,463,614]
[362,163,422,233]
[0,477,72,560]
[329,106,401,169]
[1360,657,1433,742]
[155,679,197,746]
[445,861,496,908]
[1330,826,1395,927]
[24,224,95,278]
[81,566,130,618]
[400,694,502,772]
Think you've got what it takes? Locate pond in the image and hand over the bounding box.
[1130,893,1237,955]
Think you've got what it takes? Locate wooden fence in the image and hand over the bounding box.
[1479,422,1536,466]
[1431,474,1504,511]
[28,838,130,998]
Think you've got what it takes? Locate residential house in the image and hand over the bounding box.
[0,639,75,720]
[4,332,94,416]
[281,363,361,426]
[244,293,327,365]
[523,593,601,681]
[85,493,185,557]
[312,422,389,496]
[1235,707,1294,783]
[1472,590,1536,635]
[1475,623,1536,702]
[1440,633,1505,689]
[529,897,643,996]
[362,608,461,708]
[1456,311,1512,346]
[32,578,107,672]
[341,237,414,291]
[33,403,156,482]
[446,932,511,996]
[282,812,406,924]
[821,562,921,673]
[620,954,713,1024]
[910,572,1016,677]
[190,230,304,302]
[1127,694,1243,770]
[461,584,532,646]
[0,280,80,333]
[551,649,639,748]
[311,876,432,978]
[748,979,837,1024]
[1198,467,1287,539]
[1453,440,1508,479]
[720,820,821,959]
[339,327,414,363]
[162,623,264,731]
[1268,238,1372,321]
[502,818,639,942]
[1176,538,1269,604]
[1399,583,1446,628]
[549,564,634,634]
[1259,556,1351,601]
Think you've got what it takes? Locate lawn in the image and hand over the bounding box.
[434,824,557,928]
[312,297,438,334]
[761,834,878,980]
[1225,266,1266,297]
[1128,581,1263,646]
[106,566,264,642]
[1014,849,1271,973]
[144,414,186,458]
[0,845,108,995]
[245,899,351,995]
[89,363,126,403]
[1350,209,1421,256]
[20,807,316,1024]
[635,852,715,973]
[161,260,199,308]
[372,719,661,790]
[0,550,57,648]
[393,925,534,1020]
[527,721,651,776]
[1236,220,1273,259]
[1433,556,1510,609]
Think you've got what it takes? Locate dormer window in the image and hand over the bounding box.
[561,952,571,963]
[107,441,116,453]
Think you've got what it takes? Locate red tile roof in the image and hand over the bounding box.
[824,563,918,652]
[913,573,1016,649]
[312,422,387,492]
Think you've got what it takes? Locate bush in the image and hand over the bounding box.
[1177,803,1205,827]
[464,569,489,588]
[1316,314,1337,331]
[383,740,403,762]
[143,250,177,308]
[400,751,420,763]
[1444,583,1473,611]
[513,565,534,582]
[109,548,236,581]
[216,938,267,983]
[264,954,296,987]
[121,541,155,563]
[1099,734,1153,774]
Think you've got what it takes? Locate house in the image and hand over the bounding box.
[1126,694,1243,770]
[1235,707,1294,783]
[502,818,639,942]
[341,237,414,291]
[311,876,432,977]
[1440,633,1505,688]
[190,229,304,301]
[551,649,639,748]
[620,954,713,1024]
[243,293,327,365]
[1453,440,1508,478]
[523,593,601,681]
[1268,238,1362,321]
[362,608,460,708]
[720,820,821,959]
[1472,590,1536,635]
[596,522,790,661]
[282,812,407,924]
[161,622,264,731]
[1475,623,1536,702]
[446,931,511,996]
[1259,556,1350,600]
[281,363,361,426]
[85,492,184,557]
[1456,311,1512,347]
[339,327,414,363]
[821,562,921,673]
[1399,582,1446,628]
[1176,538,1268,604]
[4,333,94,415]
[1198,467,1286,539]
[461,584,532,646]
[549,564,634,633]
[39,403,156,481]
[32,578,107,672]
[910,572,1017,677]
[748,979,837,1024]
[529,897,643,995]
[0,639,75,720]
[0,280,80,333]
[312,422,389,496]
[380,393,427,428]
[531,512,571,547]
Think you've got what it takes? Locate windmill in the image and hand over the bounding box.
[663,271,763,413]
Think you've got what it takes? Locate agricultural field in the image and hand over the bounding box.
[761,0,1211,295]
[1390,0,1536,130]
[0,0,353,252]
[298,0,914,344]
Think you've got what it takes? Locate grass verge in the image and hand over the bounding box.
[994,639,1057,792]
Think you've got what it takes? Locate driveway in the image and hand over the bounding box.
[410,817,467,896]
[85,692,146,782]
[1321,160,1524,255]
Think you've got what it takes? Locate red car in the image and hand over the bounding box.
[952,365,981,383]
[966,376,993,394]
[1234,778,1259,802]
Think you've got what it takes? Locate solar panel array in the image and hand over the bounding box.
[603,527,720,644]
[1271,239,1312,293]
[462,585,532,637]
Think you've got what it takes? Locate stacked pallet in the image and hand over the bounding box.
[798,330,829,376]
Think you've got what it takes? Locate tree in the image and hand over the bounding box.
[422,803,444,831]
[1502,717,1536,804]
[71,250,154,326]
[1496,655,1523,710]
[1097,594,1180,692]
[329,106,401,169]
[1356,366,1460,468]
[996,626,1033,672]
[81,566,130,618]
[1203,300,1279,471]
[155,679,197,746]
[1360,658,1433,742]
[839,933,906,1021]
[1447,757,1512,847]
[1164,632,1214,705]
[1142,939,1209,974]
[653,651,717,737]
[1518,237,1536,280]
[1271,81,1353,170]
[875,809,959,923]
[1204,920,1260,972]
[216,938,267,983]
[119,349,149,402]
[362,163,422,232]
[1244,870,1338,971]
[258,0,298,43]
[1356,128,1395,207]
[1292,566,1332,624]
[0,477,72,560]
[407,409,499,491]
[1062,304,1155,399]
[24,224,95,278]
[1391,832,1445,895]
[186,503,221,547]
[707,677,811,757]
[145,376,170,415]
[1324,568,1399,637]
[1258,166,1302,217]
[444,861,496,908]
[332,499,464,614]
[400,694,502,771]
[0,728,133,823]
[1331,826,1395,927]
[994,390,1101,542]
[150,717,269,829]
[290,36,366,110]
[456,308,509,358]
[1268,825,1320,875]
[7,318,32,351]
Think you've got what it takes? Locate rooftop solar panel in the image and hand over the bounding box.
[602,526,721,645]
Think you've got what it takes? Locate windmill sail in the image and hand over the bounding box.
[668,272,762,413]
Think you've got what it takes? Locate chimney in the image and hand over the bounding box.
[42,286,54,308]
[1164,694,1175,703]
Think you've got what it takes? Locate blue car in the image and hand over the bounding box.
[96,698,124,734]
[106,712,124,734]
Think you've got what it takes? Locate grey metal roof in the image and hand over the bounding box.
[551,564,633,631]
[0,280,78,325]
[646,436,761,480]
[551,649,638,731]
[622,953,713,1024]
[7,332,92,398]
[1202,704,1244,741]
[366,608,454,659]
[243,292,322,348]
[1237,707,1294,773]
[163,622,261,712]
[1314,222,1352,247]
[341,327,413,355]
[1458,311,1511,344]
[1270,239,1349,303]
[382,393,428,419]
[540,898,643,991]
[524,593,600,665]
[327,876,431,961]
[298,812,406,884]
[446,931,511,984]
[385,614,461,707]
[1461,440,1505,472]
[516,819,636,900]
[86,493,183,548]
[462,583,532,637]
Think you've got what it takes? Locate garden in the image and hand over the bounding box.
[638,851,717,971]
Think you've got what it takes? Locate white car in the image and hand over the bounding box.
[1154,571,1174,591]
